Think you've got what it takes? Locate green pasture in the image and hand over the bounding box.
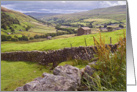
[1,59,86,91]
[1,22,57,38]
[1,29,126,52]
[1,60,52,91]
[83,18,119,25]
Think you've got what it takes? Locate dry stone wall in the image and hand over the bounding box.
[1,44,118,67]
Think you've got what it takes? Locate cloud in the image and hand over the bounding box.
[118,1,126,5]
[2,4,15,10]
[61,1,66,3]
[100,1,126,7]
[1,1,126,13]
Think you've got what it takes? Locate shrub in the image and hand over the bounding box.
[22,35,29,41]
[18,35,29,41]
[10,27,15,33]
[81,32,126,91]
[11,38,19,41]
[29,37,34,40]
[104,24,107,28]
[119,24,124,28]
[26,26,31,31]
[1,35,8,41]
[107,27,113,32]
[34,35,40,39]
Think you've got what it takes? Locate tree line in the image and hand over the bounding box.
[1,31,69,41]
[55,25,77,34]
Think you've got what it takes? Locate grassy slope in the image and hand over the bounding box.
[1,7,57,37]
[1,29,126,52]
[1,60,52,91]
[1,7,37,32]
[42,5,126,22]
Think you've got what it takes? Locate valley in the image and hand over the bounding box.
[1,3,126,91]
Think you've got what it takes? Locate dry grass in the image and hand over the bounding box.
[82,31,126,91]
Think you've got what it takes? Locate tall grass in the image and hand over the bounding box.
[82,32,126,91]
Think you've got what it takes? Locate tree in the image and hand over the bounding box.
[119,24,124,28]
[107,27,113,32]
[26,26,31,31]
[1,35,7,41]
[10,27,15,33]
[1,24,7,30]
[21,35,29,41]
[104,24,107,28]
[89,22,93,28]
[99,26,102,30]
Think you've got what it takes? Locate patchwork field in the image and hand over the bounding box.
[83,18,118,25]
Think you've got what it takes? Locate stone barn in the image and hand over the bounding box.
[77,27,91,36]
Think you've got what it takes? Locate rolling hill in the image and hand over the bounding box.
[41,5,126,23]
[1,7,59,40]
[1,7,38,34]
[24,13,61,19]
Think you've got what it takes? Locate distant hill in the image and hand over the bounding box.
[42,5,126,23]
[1,7,37,23]
[24,13,61,19]
[1,7,38,34]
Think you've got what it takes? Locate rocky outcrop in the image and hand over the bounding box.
[15,65,82,91]
[15,64,97,91]
[53,65,81,86]
[82,65,96,83]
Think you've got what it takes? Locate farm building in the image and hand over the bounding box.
[77,27,91,36]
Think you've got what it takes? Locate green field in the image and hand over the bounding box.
[1,60,52,91]
[83,18,119,25]
[1,59,87,91]
[1,28,126,91]
[1,29,126,52]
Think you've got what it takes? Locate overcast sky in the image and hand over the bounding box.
[1,1,126,14]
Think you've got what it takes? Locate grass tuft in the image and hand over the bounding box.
[81,32,126,91]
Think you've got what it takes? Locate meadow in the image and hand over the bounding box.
[1,60,52,91]
[1,59,89,91]
[1,29,126,53]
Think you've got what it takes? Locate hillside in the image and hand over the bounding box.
[1,7,60,41]
[42,5,126,23]
[24,13,61,19]
[1,7,38,34]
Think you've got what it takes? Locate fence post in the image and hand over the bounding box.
[110,37,112,44]
[93,36,95,45]
[70,43,72,48]
[84,38,87,46]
